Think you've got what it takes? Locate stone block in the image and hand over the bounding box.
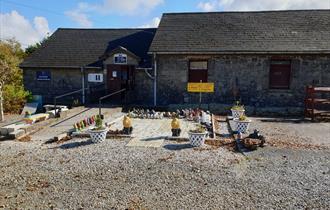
[54,133,68,141]
[8,129,26,140]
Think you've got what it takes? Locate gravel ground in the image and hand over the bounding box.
[0,116,329,209]
[249,117,330,149]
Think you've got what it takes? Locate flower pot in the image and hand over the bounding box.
[231,109,245,119]
[233,119,252,133]
[89,128,108,143]
[188,132,208,147]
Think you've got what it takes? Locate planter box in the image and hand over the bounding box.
[89,128,108,143]
[231,109,245,119]
[188,132,208,147]
[234,119,252,133]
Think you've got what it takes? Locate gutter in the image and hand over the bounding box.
[148,51,330,55]
[81,67,85,104]
[19,65,102,69]
[153,53,157,107]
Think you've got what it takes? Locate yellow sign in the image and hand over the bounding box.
[187,83,214,93]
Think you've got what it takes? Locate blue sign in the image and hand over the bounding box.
[36,71,51,81]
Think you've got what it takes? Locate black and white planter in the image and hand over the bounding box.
[231,109,245,119]
[188,131,208,147]
[234,119,252,133]
[89,128,108,143]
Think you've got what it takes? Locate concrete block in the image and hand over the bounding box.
[8,129,26,140]
[54,133,68,141]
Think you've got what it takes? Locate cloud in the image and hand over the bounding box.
[65,10,92,28]
[138,17,160,28]
[95,0,164,16]
[197,0,330,11]
[0,10,50,48]
[66,0,164,27]
[197,1,217,12]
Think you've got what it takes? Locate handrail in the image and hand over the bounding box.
[54,88,88,117]
[99,89,126,117]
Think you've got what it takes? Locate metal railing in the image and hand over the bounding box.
[98,89,126,117]
[54,88,88,117]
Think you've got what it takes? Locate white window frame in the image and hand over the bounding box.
[88,73,103,82]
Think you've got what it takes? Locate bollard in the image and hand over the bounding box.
[171,117,181,137]
[123,115,133,135]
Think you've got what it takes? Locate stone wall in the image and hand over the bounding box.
[127,69,154,105]
[23,68,83,105]
[156,54,330,107]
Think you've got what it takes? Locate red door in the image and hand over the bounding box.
[107,65,123,100]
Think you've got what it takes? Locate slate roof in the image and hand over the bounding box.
[149,10,330,54]
[21,28,156,68]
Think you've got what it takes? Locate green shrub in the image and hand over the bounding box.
[3,84,30,113]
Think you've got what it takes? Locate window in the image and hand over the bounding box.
[114,53,127,64]
[88,73,103,82]
[269,60,291,89]
[188,61,208,82]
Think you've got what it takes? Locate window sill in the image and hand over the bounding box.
[267,88,293,94]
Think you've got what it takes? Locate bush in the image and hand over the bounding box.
[3,84,30,114]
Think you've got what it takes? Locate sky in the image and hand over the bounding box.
[0,0,329,48]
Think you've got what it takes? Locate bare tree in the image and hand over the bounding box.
[0,60,10,122]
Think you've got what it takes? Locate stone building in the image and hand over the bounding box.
[21,28,156,105]
[21,10,330,113]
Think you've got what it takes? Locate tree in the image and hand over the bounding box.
[0,39,27,121]
[25,35,49,55]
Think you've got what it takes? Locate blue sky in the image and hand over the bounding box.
[0,0,329,47]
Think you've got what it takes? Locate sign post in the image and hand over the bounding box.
[187,82,215,107]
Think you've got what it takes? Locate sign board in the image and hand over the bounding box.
[114,53,127,64]
[187,82,214,93]
[88,73,103,82]
[36,71,51,81]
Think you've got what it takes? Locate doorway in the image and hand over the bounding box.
[107,64,135,102]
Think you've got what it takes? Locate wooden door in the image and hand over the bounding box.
[107,65,123,100]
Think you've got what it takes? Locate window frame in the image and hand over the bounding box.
[188,60,208,83]
[269,59,292,90]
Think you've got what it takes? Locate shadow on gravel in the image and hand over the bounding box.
[59,139,94,149]
[140,136,167,141]
[260,118,308,124]
[164,143,193,150]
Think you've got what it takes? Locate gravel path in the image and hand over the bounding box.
[249,117,330,149]
[0,135,329,209]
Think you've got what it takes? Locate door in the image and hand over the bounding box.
[107,65,123,101]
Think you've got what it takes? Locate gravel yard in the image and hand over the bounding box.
[0,116,329,209]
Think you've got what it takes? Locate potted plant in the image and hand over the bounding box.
[89,115,108,143]
[233,115,252,134]
[231,101,245,119]
[188,125,208,147]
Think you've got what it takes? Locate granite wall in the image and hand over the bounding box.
[156,54,330,108]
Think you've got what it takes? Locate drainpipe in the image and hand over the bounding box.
[153,53,157,107]
[81,66,85,104]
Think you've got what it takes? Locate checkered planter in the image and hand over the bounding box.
[231,109,245,119]
[188,132,208,147]
[234,119,252,133]
[89,129,108,143]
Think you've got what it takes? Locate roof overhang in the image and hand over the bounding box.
[148,50,330,55]
[19,65,102,69]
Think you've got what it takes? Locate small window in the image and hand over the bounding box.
[88,73,103,82]
[269,60,291,89]
[114,53,127,64]
[188,61,208,83]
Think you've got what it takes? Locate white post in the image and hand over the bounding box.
[153,53,157,107]
[81,67,85,104]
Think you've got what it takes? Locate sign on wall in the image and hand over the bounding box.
[36,71,51,81]
[88,73,103,82]
[113,53,127,64]
[187,82,215,93]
